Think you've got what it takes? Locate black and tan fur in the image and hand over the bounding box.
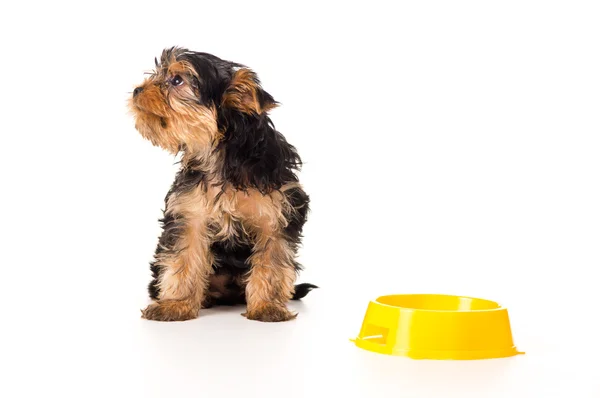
[128,47,316,322]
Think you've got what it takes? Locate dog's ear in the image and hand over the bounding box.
[216,68,300,194]
[221,68,278,115]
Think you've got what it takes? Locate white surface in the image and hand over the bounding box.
[1,1,600,397]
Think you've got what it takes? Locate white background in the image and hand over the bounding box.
[1,1,599,397]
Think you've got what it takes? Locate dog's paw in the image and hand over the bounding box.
[141,300,198,322]
[242,305,297,322]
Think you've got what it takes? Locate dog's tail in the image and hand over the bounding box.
[292,283,319,300]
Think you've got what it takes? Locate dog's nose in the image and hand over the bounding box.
[133,87,143,97]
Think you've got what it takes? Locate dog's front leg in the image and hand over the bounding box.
[243,227,298,322]
[142,215,213,322]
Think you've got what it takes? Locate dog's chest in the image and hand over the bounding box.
[166,181,289,233]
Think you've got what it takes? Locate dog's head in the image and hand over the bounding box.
[129,47,301,192]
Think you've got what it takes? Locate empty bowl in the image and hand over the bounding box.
[351,294,524,360]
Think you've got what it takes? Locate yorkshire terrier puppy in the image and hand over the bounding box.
[128,47,316,322]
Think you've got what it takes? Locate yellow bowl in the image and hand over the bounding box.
[351,294,524,360]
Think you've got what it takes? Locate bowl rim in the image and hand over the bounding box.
[373,293,506,312]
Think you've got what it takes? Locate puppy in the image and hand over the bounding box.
[128,47,316,322]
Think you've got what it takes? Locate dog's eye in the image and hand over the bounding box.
[170,75,184,86]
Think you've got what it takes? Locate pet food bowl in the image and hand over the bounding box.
[351,294,524,360]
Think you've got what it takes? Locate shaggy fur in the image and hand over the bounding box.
[128,47,316,322]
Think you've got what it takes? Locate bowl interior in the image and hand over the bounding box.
[376,294,501,311]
